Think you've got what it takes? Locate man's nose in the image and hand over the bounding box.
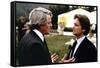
[50,23,52,27]
[73,25,75,30]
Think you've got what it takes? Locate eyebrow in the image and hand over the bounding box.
[74,22,79,26]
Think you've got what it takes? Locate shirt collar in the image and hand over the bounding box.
[33,29,44,42]
[76,35,86,45]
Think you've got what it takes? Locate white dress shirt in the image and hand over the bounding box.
[72,36,86,57]
[33,29,44,42]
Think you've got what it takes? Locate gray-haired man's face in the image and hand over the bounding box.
[40,15,52,35]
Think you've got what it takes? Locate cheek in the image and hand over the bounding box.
[73,26,81,33]
[73,26,78,31]
[44,25,50,32]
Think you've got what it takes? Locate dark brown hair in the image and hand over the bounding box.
[74,14,90,35]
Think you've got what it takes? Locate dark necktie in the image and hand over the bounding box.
[43,38,49,51]
[44,38,47,46]
[70,40,77,57]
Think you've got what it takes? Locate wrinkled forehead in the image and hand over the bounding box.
[46,15,52,22]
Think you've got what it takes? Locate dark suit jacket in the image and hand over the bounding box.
[18,30,52,66]
[67,37,97,63]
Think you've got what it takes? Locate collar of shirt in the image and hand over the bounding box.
[73,35,86,56]
[33,29,44,42]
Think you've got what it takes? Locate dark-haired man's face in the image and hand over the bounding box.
[19,16,25,24]
[73,18,85,38]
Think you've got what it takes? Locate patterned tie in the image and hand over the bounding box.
[70,40,77,57]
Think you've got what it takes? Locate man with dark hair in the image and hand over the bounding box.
[17,16,26,42]
[61,14,97,63]
[18,7,58,66]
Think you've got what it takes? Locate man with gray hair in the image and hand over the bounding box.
[19,7,58,66]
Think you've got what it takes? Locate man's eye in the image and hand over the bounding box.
[75,23,78,26]
[48,22,51,24]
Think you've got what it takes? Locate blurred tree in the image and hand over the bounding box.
[49,5,70,29]
[15,3,96,29]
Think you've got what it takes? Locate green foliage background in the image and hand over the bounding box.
[45,35,73,62]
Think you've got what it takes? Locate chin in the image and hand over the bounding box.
[73,33,77,36]
[73,32,75,35]
[44,32,49,35]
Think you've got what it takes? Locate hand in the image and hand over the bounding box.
[51,53,59,63]
[61,57,75,63]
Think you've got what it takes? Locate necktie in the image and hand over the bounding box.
[70,40,77,57]
[43,38,49,51]
[44,38,47,46]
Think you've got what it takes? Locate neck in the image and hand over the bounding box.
[37,29,45,35]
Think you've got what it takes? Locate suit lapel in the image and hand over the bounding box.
[30,30,44,44]
[30,30,50,52]
[74,37,87,57]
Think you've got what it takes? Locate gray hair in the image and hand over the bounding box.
[29,7,52,25]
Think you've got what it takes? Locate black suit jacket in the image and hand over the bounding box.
[18,30,52,66]
[67,37,97,63]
